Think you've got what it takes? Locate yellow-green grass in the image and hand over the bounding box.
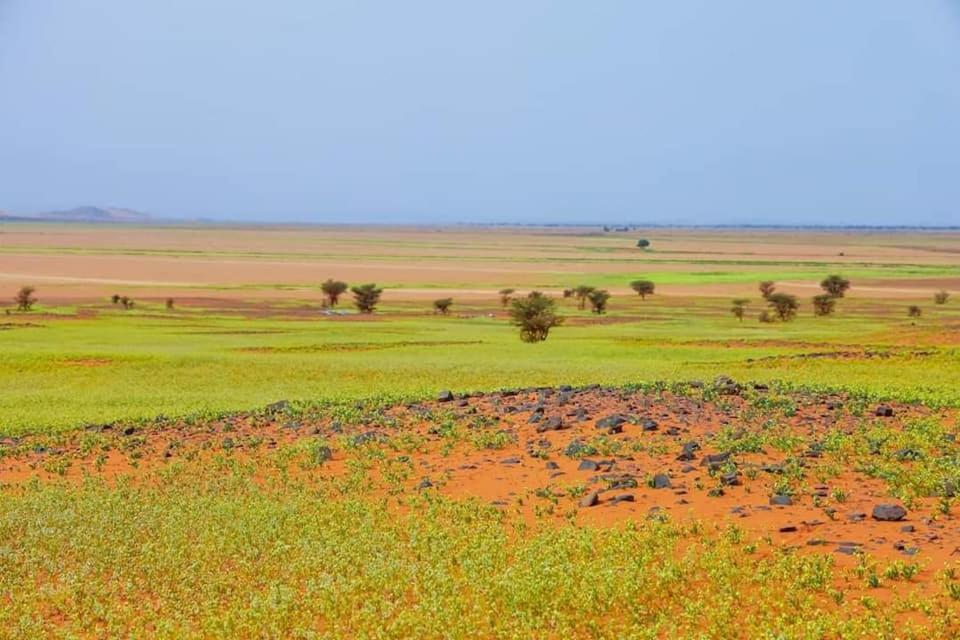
[2,295,957,436]
[1,466,958,639]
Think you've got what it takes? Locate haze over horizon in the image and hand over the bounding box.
[2,1,958,225]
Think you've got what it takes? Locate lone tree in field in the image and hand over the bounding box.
[15,286,37,312]
[588,289,610,315]
[908,305,922,318]
[562,288,574,299]
[767,292,798,322]
[636,238,651,249]
[119,296,134,310]
[321,279,349,307]
[812,294,836,317]
[351,283,383,314]
[630,279,655,299]
[731,298,749,322]
[433,298,453,315]
[111,294,121,304]
[165,298,175,311]
[573,285,596,310]
[498,288,515,309]
[934,290,950,305]
[510,291,563,343]
[820,275,851,298]
[759,281,776,299]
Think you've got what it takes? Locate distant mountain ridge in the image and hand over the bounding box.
[0,206,153,223]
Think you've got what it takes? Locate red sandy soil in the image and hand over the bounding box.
[3,385,958,587]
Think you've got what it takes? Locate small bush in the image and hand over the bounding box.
[498,288,515,308]
[433,298,453,315]
[509,291,563,343]
[351,284,383,314]
[321,279,349,306]
[820,275,851,298]
[636,238,651,249]
[813,294,836,317]
[908,305,922,318]
[759,281,776,299]
[587,289,610,315]
[934,290,949,305]
[14,286,37,312]
[629,280,655,299]
[573,285,596,310]
[731,298,749,322]
[767,292,798,322]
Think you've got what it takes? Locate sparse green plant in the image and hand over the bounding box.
[15,286,37,312]
[630,280,655,299]
[587,289,610,314]
[322,278,349,306]
[510,291,562,343]
[820,275,851,298]
[351,283,383,313]
[433,298,453,315]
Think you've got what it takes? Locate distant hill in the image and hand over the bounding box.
[0,206,153,223]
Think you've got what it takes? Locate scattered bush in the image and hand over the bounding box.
[351,283,383,314]
[934,290,949,305]
[587,289,610,315]
[767,293,798,322]
[433,298,453,315]
[165,298,175,311]
[509,291,563,343]
[630,280,655,299]
[759,310,774,323]
[731,299,749,322]
[821,275,851,298]
[119,296,134,310]
[813,294,836,317]
[111,294,121,304]
[759,281,776,299]
[573,285,596,310]
[908,305,922,318]
[321,279,349,307]
[498,288,515,308]
[14,286,37,312]
[636,238,651,249]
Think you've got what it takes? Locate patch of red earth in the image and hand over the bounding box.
[2,387,958,594]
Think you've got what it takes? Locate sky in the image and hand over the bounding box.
[1,1,958,225]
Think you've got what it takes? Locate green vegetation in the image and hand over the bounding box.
[509,291,563,343]
[351,283,383,313]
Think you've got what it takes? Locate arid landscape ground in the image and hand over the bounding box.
[1,224,959,638]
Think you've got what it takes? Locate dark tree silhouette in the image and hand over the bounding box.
[636,238,651,249]
[573,285,596,310]
[498,288,515,308]
[812,294,836,317]
[433,298,453,315]
[767,292,798,321]
[731,298,749,322]
[759,281,776,299]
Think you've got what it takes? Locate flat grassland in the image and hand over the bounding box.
[1,224,960,638]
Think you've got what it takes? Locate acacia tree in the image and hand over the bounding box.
[767,292,798,321]
[321,279,349,307]
[351,283,383,314]
[498,288,515,308]
[820,275,851,298]
[573,285,596,310]
[934,290,950,305]
[908,305,922,318]
[588,289,610,315]
[15,286,37,312]
[166,298,175,311]
[630,280,655,299]
[119,296,134,310]
[759,281,776,299]
[509,291,563,343]
[111,294,121,304]
[731,298,749,322]
[636,238,651,249]
[433,298,453,315]
[812,294,836,317]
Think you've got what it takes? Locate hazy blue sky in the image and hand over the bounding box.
[1,1,958,224]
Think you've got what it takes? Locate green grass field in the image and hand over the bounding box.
[2,296,958,435]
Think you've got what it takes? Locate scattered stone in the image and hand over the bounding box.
[641,419,658,432]
[437,390,455,402]
[770,495,793,506]
[610,494,635,504]
[872,504,907,522]
[650,473,671,489]
[545,461,560,470]
[875,405,894,417]
[779,525,798,533]
[578,459,599,472]
[579,490,601,508]
[416,478,433,490]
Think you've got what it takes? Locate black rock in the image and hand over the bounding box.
[874,405,894,417]
[641,419,658,432]
[720,472,741,486]
[676,442,701,462]
[545,461,560,470]
[578,459,599,472]
[610,494,635,504]
[579,490,601,508]
[650,473,671,489]
[596,415,628,432]
[265,400,290,413]
[416,478,434,490]
[437,390,455,402]
[770,495,793,506]
[700,452,731,467]
[872,504,907,521]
